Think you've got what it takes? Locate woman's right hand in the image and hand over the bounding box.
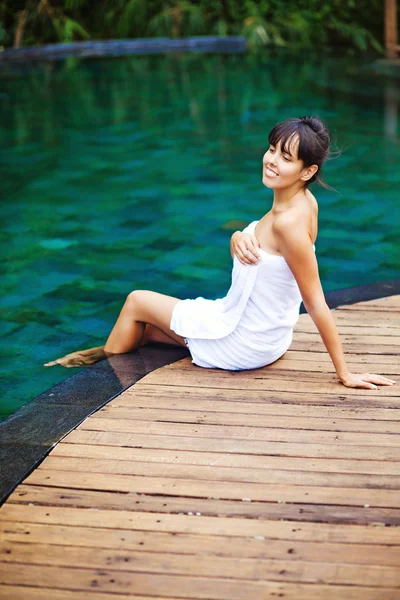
[230,231,261,265]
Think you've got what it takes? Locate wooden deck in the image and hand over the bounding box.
[0,295,399,600]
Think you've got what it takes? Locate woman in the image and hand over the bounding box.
[45,115,395,390]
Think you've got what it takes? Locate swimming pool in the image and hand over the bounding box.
[1,51,399,419]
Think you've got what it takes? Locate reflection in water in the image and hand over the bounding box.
[384,79,399,138]
[1,53,363,155]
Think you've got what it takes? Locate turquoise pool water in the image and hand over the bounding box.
[1,51,399,419]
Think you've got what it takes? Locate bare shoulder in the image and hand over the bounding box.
[272,194,318,252]
[273,204,309,238]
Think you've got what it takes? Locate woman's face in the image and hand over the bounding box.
[262,135,310,190]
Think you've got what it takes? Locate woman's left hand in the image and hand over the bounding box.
[230,231,261,265]
[339,372,396,389]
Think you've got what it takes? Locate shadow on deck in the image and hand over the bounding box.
[0,295,399,599]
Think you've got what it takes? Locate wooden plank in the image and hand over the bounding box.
[169,350,398,371]
[294,324,400,336]
[145,360,400,384]
[336,308,400,316]
[35,455,400,490]
[7,485,400,525]
[0,587,172,600]
[2,521,400,566]
[63,429,400,460]
[288,345,399,368]
[140,371,400,395]
[124,383,400,408]
[20,469,400,508]
[111,392,400,421]
[159,361,400,382]
[159,360,398,378]
[1,505,399,544]
[93,406,400,434]
[300,336,399,349]
[327,312,400,326]
[337,296,400,309]
[269,361,399,374]
[289,332,400,345]
[2,540,400,587]
[49,444,400,475]
[158,360,399,377]
[334,305,400,314]
[1,563,399,600]
[290,341,399,354]
[331,308,400,318]
[77,417,400,448]
[285,349,400,364]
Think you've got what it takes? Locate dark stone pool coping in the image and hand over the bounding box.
[300,278,400,313]
[0,277,399,507]
[0,37,246,63]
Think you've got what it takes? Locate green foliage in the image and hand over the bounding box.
[148,1,207,38]
[1,0,385,52]
[0,21,9,46]
[115,0,148,38]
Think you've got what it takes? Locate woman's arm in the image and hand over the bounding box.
[273,214,396,390]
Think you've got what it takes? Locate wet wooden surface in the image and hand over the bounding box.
[0,295,399,599]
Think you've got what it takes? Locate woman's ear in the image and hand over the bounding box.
[301,164,318,182]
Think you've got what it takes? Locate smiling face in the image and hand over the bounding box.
[262,134,317,190]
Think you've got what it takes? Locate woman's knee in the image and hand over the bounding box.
[125,290,147,311]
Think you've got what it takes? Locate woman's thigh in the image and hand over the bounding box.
[129,290,187,347]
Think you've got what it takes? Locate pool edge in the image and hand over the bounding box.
[0,37,246,63]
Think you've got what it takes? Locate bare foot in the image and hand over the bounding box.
[44,346,114,368]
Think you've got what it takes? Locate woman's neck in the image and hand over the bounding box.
[271,183,307,213]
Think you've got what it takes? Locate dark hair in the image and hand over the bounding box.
[268,115,332,189]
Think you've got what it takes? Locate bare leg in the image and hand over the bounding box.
[104,290,186,352]
[44,345,111,368]
[44,290,186,368]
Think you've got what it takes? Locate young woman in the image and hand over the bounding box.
[45,115,396,390]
